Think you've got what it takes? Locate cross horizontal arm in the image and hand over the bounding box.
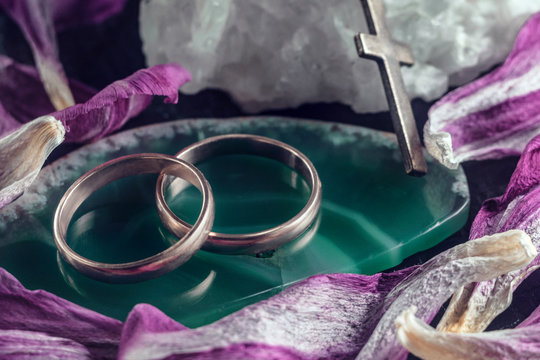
[354,33,414,66]
[393,42,414,66]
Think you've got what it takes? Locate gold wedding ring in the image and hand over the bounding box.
[156,134,322,255]
[53,153,214,283]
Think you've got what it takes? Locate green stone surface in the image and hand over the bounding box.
[0,117,469,327]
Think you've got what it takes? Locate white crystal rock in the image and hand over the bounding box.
[140,0,540,113]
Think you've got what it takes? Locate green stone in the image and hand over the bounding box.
[0,117,469,327]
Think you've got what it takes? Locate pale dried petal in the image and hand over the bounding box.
[424,12,540,169]
[0,115,64,208]
[356,229,536,360]
[438,134,540,333]
[396,305,540,360]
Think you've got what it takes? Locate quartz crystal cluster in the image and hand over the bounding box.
[140,0,540,113]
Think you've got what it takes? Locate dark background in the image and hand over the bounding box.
[1,0,538,351]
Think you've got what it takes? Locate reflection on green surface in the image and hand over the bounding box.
[0,117,469,327]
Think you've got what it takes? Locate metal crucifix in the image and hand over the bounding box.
[354,0,427,176]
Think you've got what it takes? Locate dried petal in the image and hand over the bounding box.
[0,54,96,137]
[51,0,128,31]
[0,330,91,359]
[117,270,413,360]
[53,63,191,143]
[438,134,540,333]
[0,116,64,208]
[0,0,128,112]
[357,230,536,360]
[0,61,189,209]
[0,56,188,144]
[424,13,540,169]
[0,267,122,359]
[0,102,20,137]
[0,0,74,110]
[396,305,540,360]
[115,230,535,360]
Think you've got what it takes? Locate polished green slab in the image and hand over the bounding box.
[0,117,469,327]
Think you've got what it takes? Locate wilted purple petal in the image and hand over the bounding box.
[0,116,64,208]
[0,102,19,137]
[118,270,413,360]
[0,330,91,359]
[53,63,191,143]
[51,0,128,31]
[0,0,74,110]
[438,134,540,333]
[396,304,540,360]
[0,54,96,138]
[424,12,540,169]
[0,267,122,359]
[116,231,534,360]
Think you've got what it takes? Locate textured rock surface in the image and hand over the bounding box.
[140,0,540,113]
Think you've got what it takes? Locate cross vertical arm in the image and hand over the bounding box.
[354,0,427,176]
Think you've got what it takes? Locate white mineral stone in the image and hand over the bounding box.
[140,0,540,113]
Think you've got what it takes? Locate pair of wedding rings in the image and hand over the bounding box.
[53,134,322,283]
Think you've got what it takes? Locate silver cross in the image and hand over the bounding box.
[354,0,427,176]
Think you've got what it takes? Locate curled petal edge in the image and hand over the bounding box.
[0,115,64,209]
[397,304,540,360]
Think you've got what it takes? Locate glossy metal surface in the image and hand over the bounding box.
[53,153,215,283]
[354,0,428,176]
[156,134,322,255]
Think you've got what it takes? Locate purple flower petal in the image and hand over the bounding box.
[0,59,188,209]
[438,134,540,333]
[0,330,91,359]
[51,0,128,31]
[53,63,191,143]
[0,54,96,138]
[396,304,540,360]
[0,0,74,110]
[424,12,540,169]
[0,56,188,144]
[116,231,534,360]
[0,116,64,208]
[117,271,412,360]
[0,102,20,137]
[0,0,128,112]
[0,267,122,359]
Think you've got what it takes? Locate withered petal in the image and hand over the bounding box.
[397,304,540,360]
[424,13,540,169]
[0,116,64,208]
[0,54,96,137]
[53,63,191,143]
[438,134,540,333]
